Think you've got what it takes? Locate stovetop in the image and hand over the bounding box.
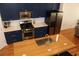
[20,21,34,29]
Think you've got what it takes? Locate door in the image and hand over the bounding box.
[49,12,57,35]
[55,12,62,34]
[0,14,7,49]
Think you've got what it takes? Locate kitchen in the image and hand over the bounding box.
[0,3,78,56]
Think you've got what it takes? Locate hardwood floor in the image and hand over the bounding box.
[0,44,14,56]
[0,28,79,56]
[60,28,79,56]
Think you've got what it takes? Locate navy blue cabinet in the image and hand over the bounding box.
[34,26,48,38]
[5,30,22,44]
[0,3,60,21]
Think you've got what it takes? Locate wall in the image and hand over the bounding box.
[0,14,7,49]
[61,3,79,30]
[0,3,60,21]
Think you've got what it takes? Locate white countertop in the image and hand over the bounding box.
[3,17,48,32]
[4,26,21,32]
[32,17,48,28]
[3,20,21,32]
[32,23,48,28]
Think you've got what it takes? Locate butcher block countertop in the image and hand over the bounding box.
[14,34,76,56]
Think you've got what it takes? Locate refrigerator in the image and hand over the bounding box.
[45,10,63,35]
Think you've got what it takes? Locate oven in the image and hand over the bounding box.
[20,20,34,40]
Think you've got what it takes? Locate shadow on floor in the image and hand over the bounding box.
[51,51,72,56]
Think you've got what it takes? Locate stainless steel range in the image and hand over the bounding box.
[20,20,34,40]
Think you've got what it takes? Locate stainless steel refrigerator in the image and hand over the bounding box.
[45,10,63,35]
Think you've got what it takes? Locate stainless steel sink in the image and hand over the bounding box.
[35,37,53,46]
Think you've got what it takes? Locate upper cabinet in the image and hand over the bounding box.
[0,3,60,21]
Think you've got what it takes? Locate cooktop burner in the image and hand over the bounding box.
[20,21,34,29]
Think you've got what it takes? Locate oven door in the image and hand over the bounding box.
[22,29,33,39]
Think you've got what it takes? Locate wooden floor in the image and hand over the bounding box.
[60,28,79,56]
[0,28,79,56]
[0,44,14,56]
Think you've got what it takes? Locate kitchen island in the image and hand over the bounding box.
[14,34,76,56]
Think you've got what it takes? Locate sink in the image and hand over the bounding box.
[35,37,53,46]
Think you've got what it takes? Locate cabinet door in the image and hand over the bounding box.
[0,14,7,49]
[34,26,48,38]
[5,30,22,44]
[5,32,14,44]
[11,30,22,42]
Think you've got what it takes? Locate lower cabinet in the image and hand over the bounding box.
[34,26,48,38]
[5,30,22,44]
[4,27,48,44]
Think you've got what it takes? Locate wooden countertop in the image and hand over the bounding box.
[14,34,76,56]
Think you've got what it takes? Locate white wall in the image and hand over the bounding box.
[61,3,79,30]
[0,14,7,49]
